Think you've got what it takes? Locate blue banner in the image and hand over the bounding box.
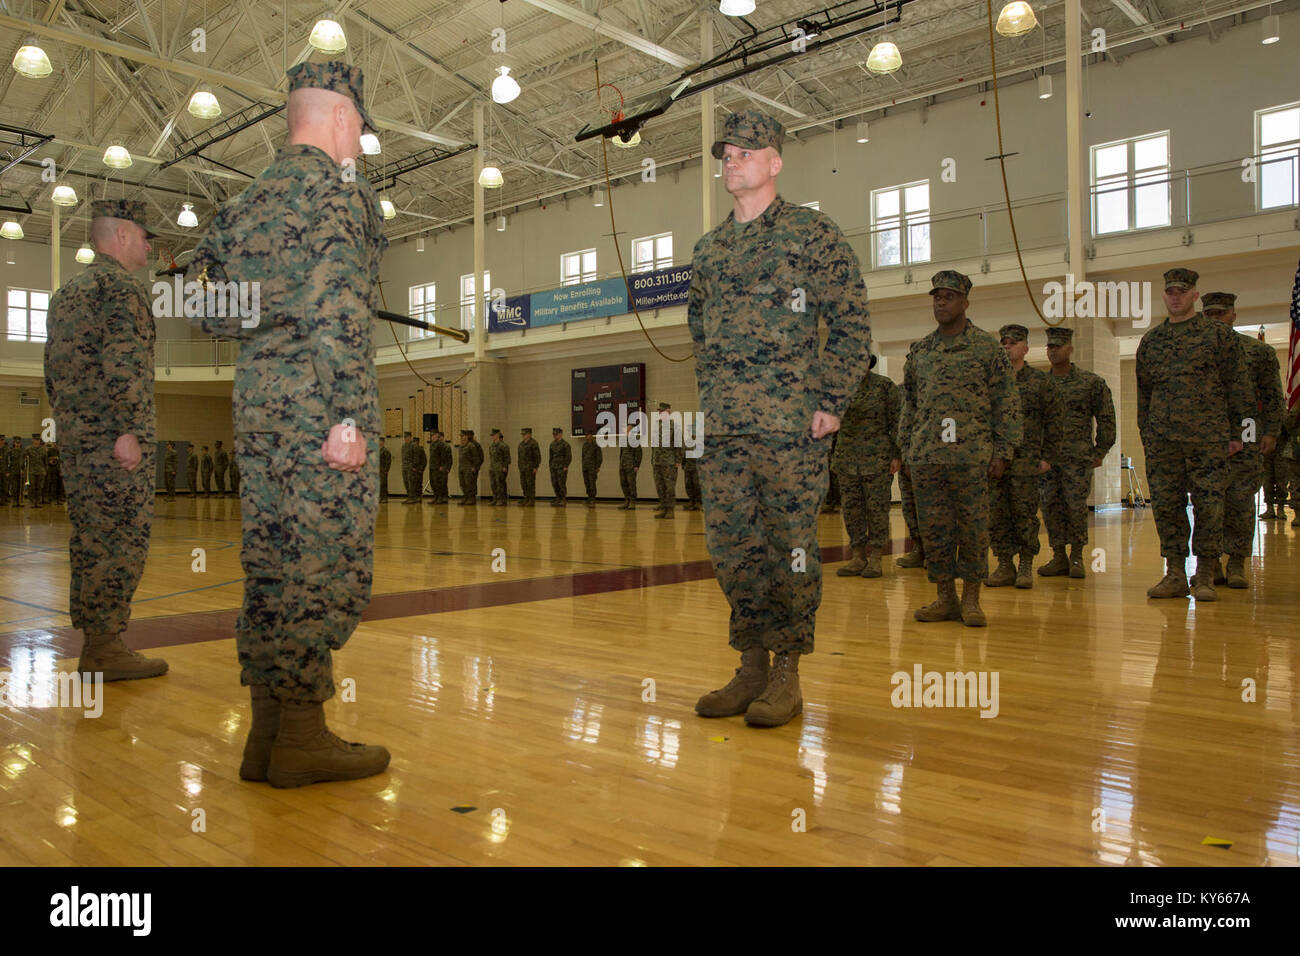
[487,293,530,333]
[486,265,694,333]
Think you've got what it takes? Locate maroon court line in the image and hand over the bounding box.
[0,540,907,658]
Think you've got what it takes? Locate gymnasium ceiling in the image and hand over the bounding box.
[0,0,1291,252]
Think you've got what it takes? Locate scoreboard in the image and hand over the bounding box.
[571,363,646,436]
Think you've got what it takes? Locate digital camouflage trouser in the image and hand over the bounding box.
[836,462,892,551]
[911,463,989,583]
[63,442,154,635]
[652,463,676,510]
[1221,448,1261,556]
[683,459,701,505]
[898,465,921,551]
[235,431,376,702]
[1143,438,1227,560]
[989,471,1042,557]
[699,434,829,655]
[619,466,637,500]
[1039,457,1092,548]
[582,465,599,500]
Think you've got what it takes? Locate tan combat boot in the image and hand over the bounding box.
[1038,548,1069,576]
[1147,563,1190,598]
[744,651,803,727]
[1191,559,1218,602]
[266,700,391,789]
[985,554,1016,587]
[896,546,925,569]
[695,648,770,718]
[960,579,987,627]
[1014,552,1034,589]
[861,550,883,578]
[239,685,280,782]
[78,632,168,682]
[1225,554,1248,589]
[1211,558,1227,586]
[836,544,868,576]
[914,579,962,622]
[1068,544,1086,579]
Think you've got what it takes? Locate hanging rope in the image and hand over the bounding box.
[984,0,1055,326]
[594,59,694,362]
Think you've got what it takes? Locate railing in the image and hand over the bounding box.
[146,152,1299,367]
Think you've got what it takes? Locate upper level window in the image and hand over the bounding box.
[1091,131,1170,235]
[871,181,929,268]
[562,249,597,286]
[408,282,435,339]
[632,233,672,273]
[1257,103,1299,210]
[459,271,491,330]
[6,288,49,341]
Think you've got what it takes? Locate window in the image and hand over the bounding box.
[1090,131,1170,235]
[561,249,597,286]
[1257,103,1299,210]
[7,288,49,341]
[459,271,491,330]
[408,282,436,339]
[801,201,821,211]
[870,181,930,268]
[632,233,672,273]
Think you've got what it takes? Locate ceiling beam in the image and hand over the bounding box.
[517,0,695,68]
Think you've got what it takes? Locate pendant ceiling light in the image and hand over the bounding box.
[593,188,605,207]
[51,184,78,206]
[496,214,507,232]
[177,202,199,228]
[103,141,132,168]
[1,220,24,240]
[380,198,396,220]
[188,86,221,119]
[12,40,52,79]
[865,41,902,74]
[491,66,520,104]
[76,244,95,264]
[1262,14,1280,44]
[309,17,347,54]
[996,2,1038,38]
[478,165,504,188]
[855,121,869,144]
[719,0,755,16]
[1037,73,1053,99]
[360,133,381,155]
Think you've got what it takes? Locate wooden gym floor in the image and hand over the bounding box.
[0,494,1297,866]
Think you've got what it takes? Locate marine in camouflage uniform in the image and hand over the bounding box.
[895,462,925,567]
[164,441,177,499]
[617,422,642,508]
[987,324,1063,589]
[681,417,702,511]
[45,441,63,503]
[458,429,484,505]
[650,403,683,518]
[899,271,1022,627]
[409,437,427,502]
[45,198,168,681]
[1137,268,1251,602]
[8,437,23,503]
[689,110,872,728]
[580,433,601,506]
[833,354,901,579]
[429,431,452,503]
[185,61,390,787]
[489,428,511,505]
[213,440,229,495]
[186,445,198,495]
[549,427,571,506]
[1038,326,1116,579]
[821,437,841,514]
[517,428,540,505]
[378,436,391,501]
[228,453,239,496]
[400,432,415,501]
[1260,419,1289,519]
[25,437,46,506]
[0,436,8,505]
[200,445,213,495]
[1202,292,1283,588]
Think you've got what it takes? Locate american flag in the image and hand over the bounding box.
[1290,256,1300,414]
